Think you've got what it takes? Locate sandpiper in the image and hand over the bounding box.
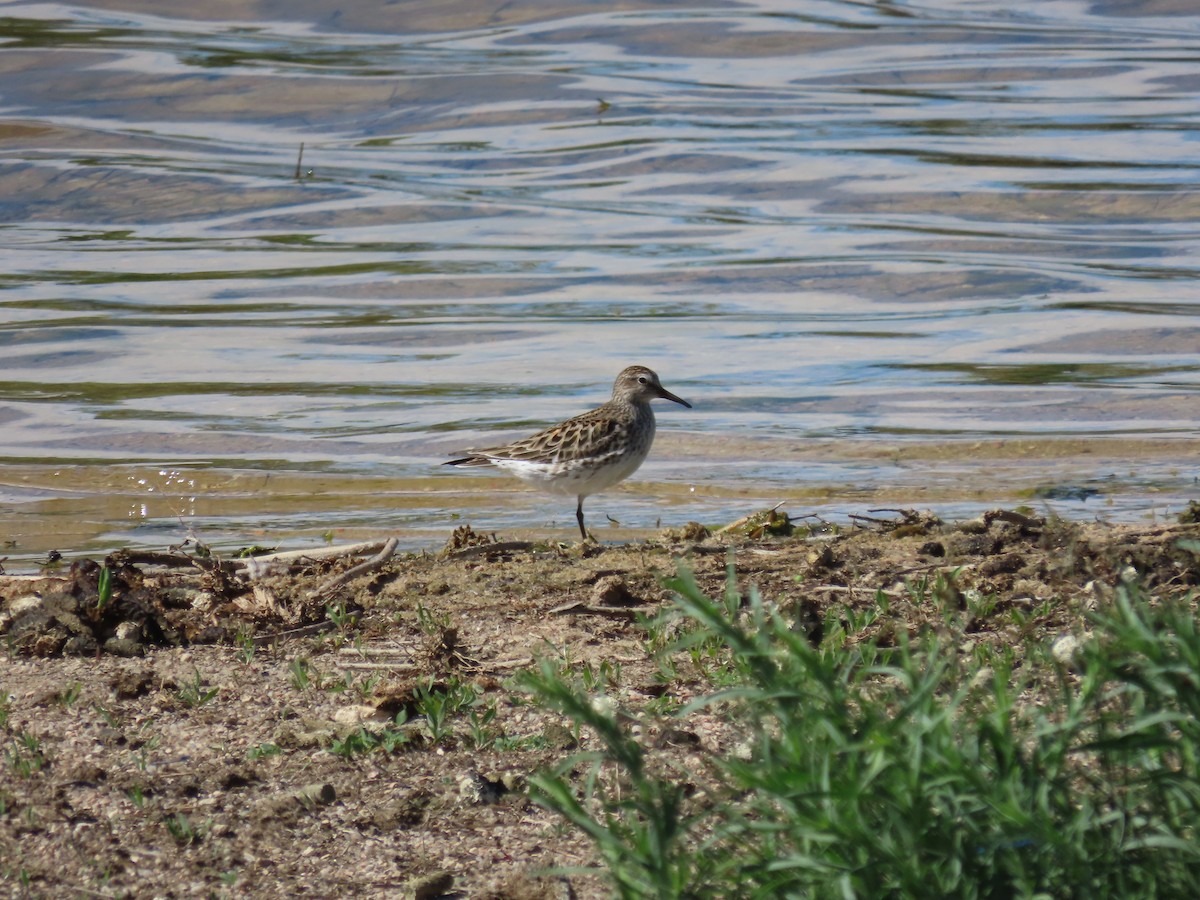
[444,365,692,540]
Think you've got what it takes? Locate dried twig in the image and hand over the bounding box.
[241,541,389,567]
[311,537,398,600]
[983,508,1045,530]
[714,501,787,535]
[448,540,534,559]
[252,620,337,646]
[548,600,642,618]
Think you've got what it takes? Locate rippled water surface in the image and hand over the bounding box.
[2,0,1199,559]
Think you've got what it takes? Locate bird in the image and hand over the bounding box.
[444,365,692,540]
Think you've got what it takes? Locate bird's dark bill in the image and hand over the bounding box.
[658,387,692,408]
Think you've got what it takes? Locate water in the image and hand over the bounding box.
[1,0,1199,562]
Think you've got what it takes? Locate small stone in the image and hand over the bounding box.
[806,545,835,570]
[292,782,336,808]
[592,575,637,606]
[979,553,1024,577]
[458,772,506,805]
[273,719,335,749]
[65,633,100,655]
[10,595,44,616]
[103,637,145,658]
[332,705,388,730]
[253,782,336,820]
[542,721,578,750]
[405,871,454,900]
[1051,633,1083,665]
[589,694,618,717]
[969,666,994,690]
[110,668,155,699]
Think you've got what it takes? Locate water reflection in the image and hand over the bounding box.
[0,0,1198,559]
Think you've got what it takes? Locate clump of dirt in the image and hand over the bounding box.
[1,510,1198,897]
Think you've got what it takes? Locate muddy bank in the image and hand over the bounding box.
[2,507,1199,897]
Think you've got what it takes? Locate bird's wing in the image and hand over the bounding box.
[484,410,627,464]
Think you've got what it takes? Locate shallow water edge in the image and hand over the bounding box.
[2,434,1195,568]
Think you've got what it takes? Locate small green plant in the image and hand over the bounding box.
[96,565,113,611]
[643,693,684,717]
[467,701,500,750]
[329,728,377,757]
[126,785,147,808]
[413,677,480,743]
[326,599,352,631]
[0,690,10,729]
[841,601,879,634]
[4,732,47,778]
[579,659,622,692]
[415,602,451,636]
[329,711,411,756]
[93,703,120,728]
[354,673,381,702]
[234,628,256,665]
[376,716,412,753]
[491,732,548,752]
[163,812,203,846]
[415,682,451,742]
[6,868,32,893]
[55,682,83,709]
[874,587,891,614]
[175,669,218,708]
[247,742,282,760]
[522,657,697,897]
[131,732,162,772]
[288,656,320,692]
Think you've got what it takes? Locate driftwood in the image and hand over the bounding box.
[311,538,399,600]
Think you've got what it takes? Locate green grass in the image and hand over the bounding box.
[4,731,47,778]
[248,742,282,761]
[175,669,218,708]
[414,676,480,743]
[524,567,1200,898]
[163,812,205,846]
[329,719,412,757]
[324,677,510,755]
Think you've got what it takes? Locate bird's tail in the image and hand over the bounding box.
[444,456,493,467]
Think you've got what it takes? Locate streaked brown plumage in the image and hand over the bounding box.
[445,365,691,539]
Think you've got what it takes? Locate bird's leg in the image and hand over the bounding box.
[576,497,589,541]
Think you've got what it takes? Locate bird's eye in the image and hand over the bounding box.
[637,376,648,384]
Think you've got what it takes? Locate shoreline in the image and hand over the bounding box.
[3,511,1199,895]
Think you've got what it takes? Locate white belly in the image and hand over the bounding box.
[489,444,651,498]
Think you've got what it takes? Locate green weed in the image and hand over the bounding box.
[248,742,282,760]
[4,731,47,778]
[288,656,320,692]
[175,669,219,708]
[526,567,1200,898]
[163,812,204,846]
[329,711,411,757]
